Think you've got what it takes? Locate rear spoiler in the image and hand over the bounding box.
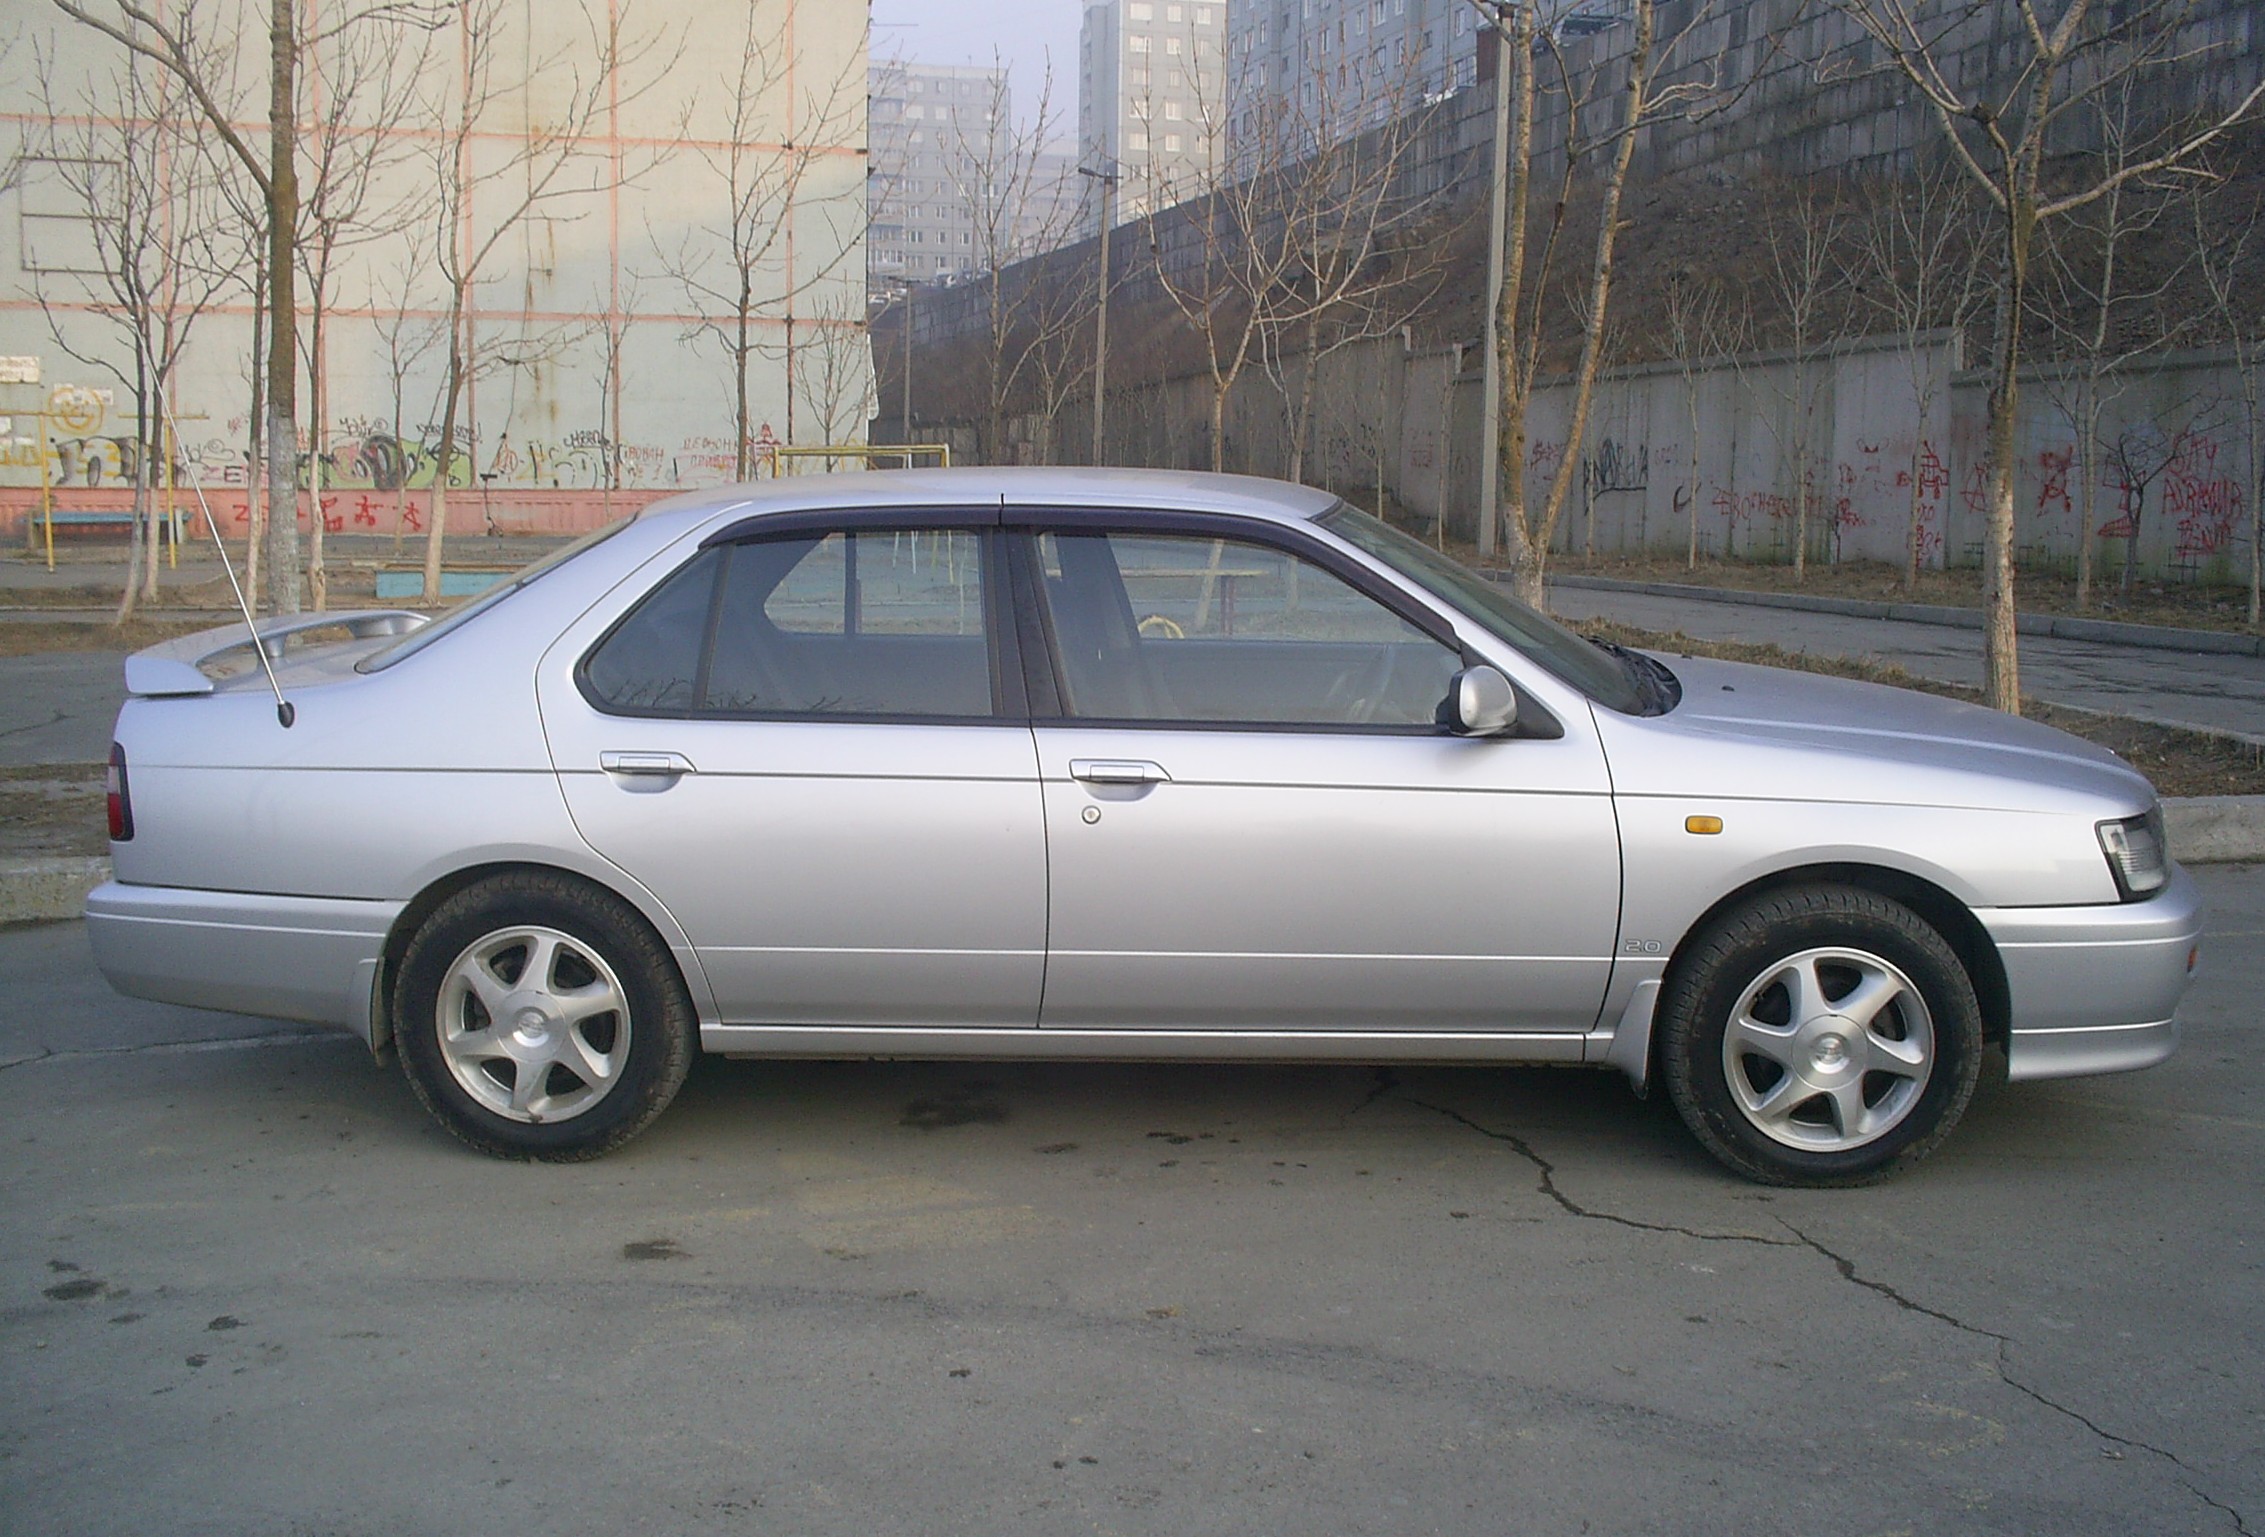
[124,610,429,698]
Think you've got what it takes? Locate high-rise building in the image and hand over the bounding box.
[868,60,1011,288]
[1078,0,1231,230]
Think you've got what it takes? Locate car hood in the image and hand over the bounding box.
[1598,654,2155,813]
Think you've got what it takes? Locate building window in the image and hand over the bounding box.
[1130,1,1152,16]
[1165,35,1182,55]
[1164,133,1182,152]
[1195,5,1214,23]
[1129,33,1151,52]
[1166,3,1183,19]
[1129,130,1150,149]
[1164,99,1183,120]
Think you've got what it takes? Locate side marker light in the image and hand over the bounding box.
[1685,815,1723,835]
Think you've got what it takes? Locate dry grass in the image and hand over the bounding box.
[1550,551,2260,636]
[0,618,212,658]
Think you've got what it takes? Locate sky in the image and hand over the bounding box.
[869,0,1084,146]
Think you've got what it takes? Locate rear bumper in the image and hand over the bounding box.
[1979,865,2202,1082]
[85,881,398,1043]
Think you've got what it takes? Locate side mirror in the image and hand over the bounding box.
[1448,664,1518,736]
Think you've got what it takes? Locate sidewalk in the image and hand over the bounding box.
[1544,576,2265,745]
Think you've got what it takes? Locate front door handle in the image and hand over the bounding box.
[600,751,696,778]
[1069,758,1170,784]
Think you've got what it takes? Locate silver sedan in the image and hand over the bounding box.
[85,469,2202,1184]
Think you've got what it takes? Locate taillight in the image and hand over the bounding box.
[106,741,134,842]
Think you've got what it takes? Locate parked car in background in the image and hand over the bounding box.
[87,469,2201,1184]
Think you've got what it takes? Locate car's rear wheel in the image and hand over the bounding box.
[1658,884,1982,1186]
[394,872,694,1160]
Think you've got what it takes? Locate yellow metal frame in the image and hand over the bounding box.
[35,391,196,570]
[758,443,951,476]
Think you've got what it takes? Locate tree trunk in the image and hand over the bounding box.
[1904,428,1926,591]
[265,0,300,615]
[1209,380,1226,474]
[1527,0,1651,609]
[1979,198,2031,714]
[422,293,466,603]
[734,275,751,479]
[1493,0,1536,577]
[2074,385,2097,610]
[246,261,266,611]
[308,297,327,611]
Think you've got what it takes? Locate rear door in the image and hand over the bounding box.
[1013,515,1621,1034]
[539,515,1047,1028]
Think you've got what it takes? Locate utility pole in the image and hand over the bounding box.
[1477,17,1510,557]
[1080,163,1118,465]
[902,280,914,449]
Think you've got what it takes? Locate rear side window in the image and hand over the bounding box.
[581,530,995,720]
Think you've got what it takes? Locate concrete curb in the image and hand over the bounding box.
[0,856,112,924]
[10,801,2264,925]
[1544,573,2265,656]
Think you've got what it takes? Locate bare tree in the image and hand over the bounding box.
[2190,181,2262,626]
[418,0,668,601]
[368,237,445,555]
[295,12,436,609]
[658,6,861,480]
[1751,179,1852,580]
[790,287,878,457]
[1661,270,1733,570]
[2034,76,2196,610]
[1144,43,1440,474]
[1471,0,1721,604]
[940,61,1089,466]
[1834,0,2265,711]
[51,0,444,614]
[29,42,233,617]
[1854,154,1986,589]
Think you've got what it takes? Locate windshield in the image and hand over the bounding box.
[1319,504,1650,714]
[359,518,634,673]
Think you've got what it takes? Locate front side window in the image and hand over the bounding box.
[1034,529,1459,728]
[583,529,993,719]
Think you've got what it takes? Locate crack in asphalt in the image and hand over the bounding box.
[0,708,71,742]
[1777,1220,2254,1537]
[1401,1095,1795,1246]
[0,1030,344,1075]
[1400,1091,2252,1535]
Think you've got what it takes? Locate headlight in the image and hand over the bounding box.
[2097,807,2169,900]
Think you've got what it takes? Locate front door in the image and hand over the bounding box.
[1019,522,1620,1034]
[540,522,1047,1028]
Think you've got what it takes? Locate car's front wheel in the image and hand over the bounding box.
[1658,885,1982,1186]
[394,872,695,1160]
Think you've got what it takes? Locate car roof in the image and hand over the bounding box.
[633,467,1343,535]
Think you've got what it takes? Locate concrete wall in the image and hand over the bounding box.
[988,333,2258,583]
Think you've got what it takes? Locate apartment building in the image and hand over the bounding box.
[1078,0,1231,230]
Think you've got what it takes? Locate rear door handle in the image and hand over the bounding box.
[1070,758,1170,784]
[600,751,696,777]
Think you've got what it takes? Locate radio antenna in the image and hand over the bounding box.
[140,336,295,727]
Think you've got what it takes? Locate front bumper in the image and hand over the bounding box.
[85,881,400,1043]
[1978,864,2202,1081]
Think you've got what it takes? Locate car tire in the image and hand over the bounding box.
[1658,884,1982,1187]
[393,871,695,1160]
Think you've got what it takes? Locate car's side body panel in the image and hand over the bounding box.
[1031,724,1621,1031]
[548,719,1050,1027]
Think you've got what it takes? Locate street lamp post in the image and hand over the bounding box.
[1078,163,1119,466]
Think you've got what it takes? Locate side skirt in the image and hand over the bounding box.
[705,1024,1591,1065]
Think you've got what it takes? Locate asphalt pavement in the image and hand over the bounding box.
[1548,583,2265,742]
[2,865,2260,1534]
